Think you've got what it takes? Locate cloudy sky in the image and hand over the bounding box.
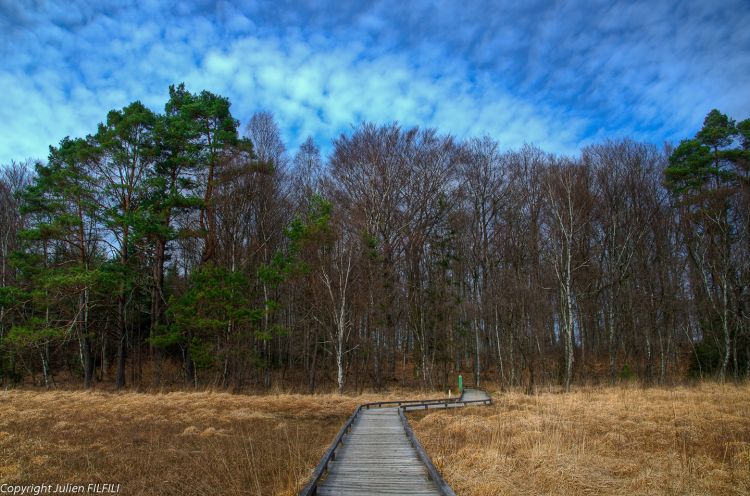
[1,0,748,164]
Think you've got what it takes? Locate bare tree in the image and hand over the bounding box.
[319,237,355,394]
[585,140,656,383]
[246,111,288,170]
[291,135,323,204]
[459,137,505,387]
[543,159,593,391]
[0,161,32,347]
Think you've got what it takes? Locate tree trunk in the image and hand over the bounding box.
[494,305,505,385]
[607,298,616,385]
[308,329,318,394]
[39,346,50,389]
[150,239,166,361]
[658,329,666,385]
[719,278,730,382]
[336,338,344,395]
[474,319,481,387]
[184,343,196,387]
[201,137,217,264]
[82,336,94,389]
[101,336,108,382]
[115,327,126,390]
[563,256,575,392]
[336,303,346,394]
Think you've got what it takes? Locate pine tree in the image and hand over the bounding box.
[14,138,101,387]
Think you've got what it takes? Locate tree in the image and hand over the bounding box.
[543,159,593,391]
[329,123,412,388]
[497,145,549,392]
[143,89,204,385]
[93,101,158,389]
[161,263,262,387]
[291,136,323,205]
[0,161,32,383]
[665,109,750,381]
[459,137,505,387]
[584,140,661,383]
[281,195,355,394]
[245,111,288,169]
[15,139,102,388]
[4,86,746,392]
[0,164,29,336]
[166,84,252,265]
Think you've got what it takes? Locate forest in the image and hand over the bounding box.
[0,84,748,393]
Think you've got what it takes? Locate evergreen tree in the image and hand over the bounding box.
[666,109,750,380]
[93,101,158,389]
[14,138,101,387]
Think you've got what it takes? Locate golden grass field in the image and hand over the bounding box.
[1,384,748,495]
[0,388,422,496]
[410,384,750,495]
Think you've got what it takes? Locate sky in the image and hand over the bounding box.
[1,0,749,164]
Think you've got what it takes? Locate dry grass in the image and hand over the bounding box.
[5,385,745,496]
[410,383,750,495]
[0,388,438,495]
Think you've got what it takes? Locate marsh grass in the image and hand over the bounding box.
[410,383,750,495]
[4,385,746,495]
[0,389,433,495]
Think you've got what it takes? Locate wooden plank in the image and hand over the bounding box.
[317,407,442,496]
[306,388,492,496]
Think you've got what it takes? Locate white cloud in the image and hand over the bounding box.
[0,0,748,165]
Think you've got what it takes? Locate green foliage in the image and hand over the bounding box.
[259,194,334,282]
[362,230,380,261]
[688,340,723,378]
[2,82,274,387]
[286,194,333,250]
[665,139,714,194]
[137,85,210,246]
[170,265,248,331]
[156,264,264,351]
[165,83,254,162]
[0,286,27,308]
[257,252,292,285]
[148,323,184,348]
[19,138,99,238]
[188,337,215,371]
[696,109,735,149]
[737,118,750,149]
[5,318,64,348]
[665,109,748,196]
[619,363,636,381]
[95,101,158,166]
[40,265,99,292]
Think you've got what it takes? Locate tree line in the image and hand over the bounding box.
[0,85,748,393]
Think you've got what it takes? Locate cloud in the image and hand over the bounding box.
[0,0,748,165]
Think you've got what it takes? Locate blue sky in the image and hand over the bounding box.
[1,0,749,164]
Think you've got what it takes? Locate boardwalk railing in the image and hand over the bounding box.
[400,397,492,411]
[399,408,456,496]
[300,403,365,496]
[361,397,462,409]
[299,391,492,496]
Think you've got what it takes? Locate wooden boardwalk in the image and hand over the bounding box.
[314,388,491,496]
[456,388,487,402]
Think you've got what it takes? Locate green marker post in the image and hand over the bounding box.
[458,374,463,394]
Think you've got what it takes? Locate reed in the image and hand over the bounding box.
[410,383,750,495]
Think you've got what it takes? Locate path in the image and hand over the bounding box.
[306,388,491,496]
